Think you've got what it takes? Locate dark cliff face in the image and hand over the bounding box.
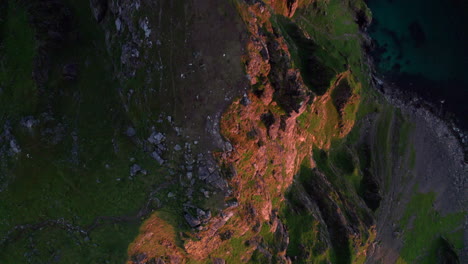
[0,0,465,263]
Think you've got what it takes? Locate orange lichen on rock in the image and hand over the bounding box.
[264,0,315,18]
[127,212,186,264]
[126,1,363,262]
[183,1,313,261]
[184,1,363,261]
[299,71,361,149]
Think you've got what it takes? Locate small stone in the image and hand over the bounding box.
[151,151,165,165]
[187,172,193,180]
[20,116,37,129]
[167,192,176,198]
[126,126,136,137]
[198,166,210,180]
[148,132,165,144]
[240,94,252,106]
[10,139,21,154]
[174,144,182,151]
[224,142,233,152]
[115,18,121,32]
[196,208,205,217]
[226,199,239,208]
[130,164,141,176]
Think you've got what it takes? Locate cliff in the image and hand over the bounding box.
[0,0,465,264]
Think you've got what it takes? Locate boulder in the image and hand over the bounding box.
[9,139,21,154]
[20,116,38,129]
[240,93,251,106]
[184,213,201,228]
[130,164,142,177]
[198,166,210,180]
[151,151,164,165]
[148,132,165,145]
[126,126,136,137]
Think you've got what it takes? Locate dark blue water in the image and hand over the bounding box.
[367,0,468,129]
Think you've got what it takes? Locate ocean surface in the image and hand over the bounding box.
[366,0,468,130]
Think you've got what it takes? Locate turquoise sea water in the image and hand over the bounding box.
[367,0,468,129]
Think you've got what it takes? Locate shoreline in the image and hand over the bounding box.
[360,33,467,162]
[370,73,467,163]
[363,32,467,262]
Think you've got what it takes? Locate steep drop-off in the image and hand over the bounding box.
[0,0,465,264]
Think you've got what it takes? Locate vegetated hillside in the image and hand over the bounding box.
[0,0,465,264]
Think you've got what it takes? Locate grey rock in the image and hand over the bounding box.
[130,164,142,177]
[9,139,21,154]
[151,151,164,165]
[240,93,251,106]
[224,141,233,152]
[131,252,147,264]
[115,18,122,32]
[196,208,206,217]
[211,178,229,193]
[140,17,151,38]
[174,144,182,151]
[167,192,176,198]
[226,200,239,208]
[274,219,289,252]
[212,258,226,264]
[184,213,201,228]
[148,132,165,145]
[198,166,210,180]
[20,116,38,129]
[206,159,218,174]
[121,43,140,65]
[197,209,211,221]
[206,171,221,183]
[126,126,136,137]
